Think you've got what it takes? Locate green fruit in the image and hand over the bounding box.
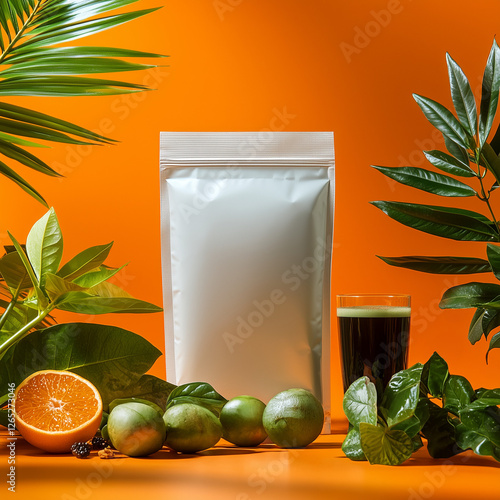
[262,388,324,448]
[108,398,163,416]
[220,395,267,447]
[108,402,166,457]
[163,403,222,453]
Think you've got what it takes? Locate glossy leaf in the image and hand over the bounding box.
[388,398,429,439]
[359,423,413,466]
[26,208,63,285]
[377,255,490,275]
[413,93,470,149]
[482,308,500,340]
[371,201,499,241]
[372,165,476,197]
[0,0,164,205]
[165,382,227,417]
[443,136,471,167]
[481,142,500,185]
[106,375,176,413]
[423,149,474,177]
[57,242,113,281]
[446,53,478,137]
[341,428,366,461]
[479,40,500,147]
[0,251,31,292]
[422,401,463,458]
[439,282,500,309]
[469,308,486,344]
[380,364,423,426]
[443,375,475,414]
[54,291,162,315]
[487,243,500,279]
[486,332,500,362]
[456,407,500,461]
[73,265,125,288]
[343,376,378,429]
[422,352,449,397]
[44,273,87,302]
[7,231,39,290]
[0,160,48,206]
[0,322,162,409]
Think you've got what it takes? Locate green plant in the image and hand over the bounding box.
[372,40,500,359]
[0,0,164,205]
[342,352,500,465]
[0,207,162,359]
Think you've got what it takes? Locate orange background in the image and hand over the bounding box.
[1,0,500,421]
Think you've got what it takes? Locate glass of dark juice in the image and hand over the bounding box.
[337,294,411,396]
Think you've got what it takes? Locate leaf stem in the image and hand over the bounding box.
[0,1,42,65]
[0,286,20,331]
[475,155,500,235]
[0,304,53,358]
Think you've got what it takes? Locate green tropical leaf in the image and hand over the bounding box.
[7,231,39,289]
[372,165,476,197]
[443,375,475,414]
[343,376,378,429]
[55,291,162,315]
[413,93,471,149]
[0,250,31,292]
[73,264,125,288]
[0,0,164,205]
[440,282,500,309]
[359,423,413,466]
[479,40,500,148]
[57,242,113,281]
[469,308,486,344]
[371,201,499,241]
[422,352,449,398]
[446,53,478,137]
[486,332,500,362]
[44,272,87,301]
[487,243,500,279]
[0,159,47,206]
[26,207,63,284]
[377,255,490,274]
[423,149,474,177]
[481,142,500,185]
[456,407,500,460]
[165,382,227,417]
[443,135,471,167]
[341,428,366,461]
[482,309,500,340]
[380,364,423,427]
[0,322,163,409]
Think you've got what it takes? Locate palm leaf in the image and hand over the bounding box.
[0,0,165,205]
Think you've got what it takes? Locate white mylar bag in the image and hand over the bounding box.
[160,132,335,431]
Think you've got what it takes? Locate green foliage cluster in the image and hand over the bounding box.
[373,40,500,359]
[342,352,500,465]
[0,0,164,205]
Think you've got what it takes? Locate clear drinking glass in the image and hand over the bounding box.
[337,294,411,395]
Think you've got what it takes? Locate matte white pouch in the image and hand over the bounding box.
[160,131,334,431]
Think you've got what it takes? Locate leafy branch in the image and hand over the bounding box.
[0,0,165,205]
[0,207,162,359]
[342,352,500,465]
[372,40,500,360]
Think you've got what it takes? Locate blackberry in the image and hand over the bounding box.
[71,442,92,459]
[92,436,108,450]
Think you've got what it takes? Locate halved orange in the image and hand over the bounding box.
[14,370,103,453]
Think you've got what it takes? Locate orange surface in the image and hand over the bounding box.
[2,426,500,500]
[2,0,500,496]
